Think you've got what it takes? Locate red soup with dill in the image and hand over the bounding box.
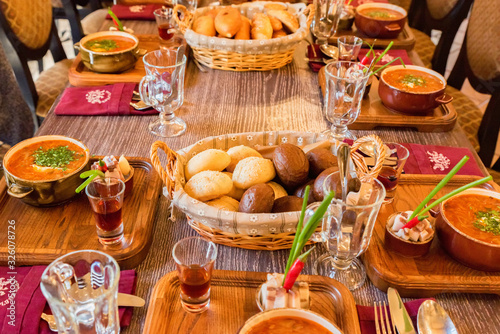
[383,69,445,93]
[358,8,405,20]
[246,316,333,334]
[5,140,87,181]
[84,36,136,52]
[442,194,500,245]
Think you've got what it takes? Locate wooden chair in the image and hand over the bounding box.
[447,0,500,170]
[402,0,473,75]
[0,0,73,123]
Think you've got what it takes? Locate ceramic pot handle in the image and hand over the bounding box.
[7,183,33,199]
[435,93,453,105]
[385,23,401,31]
[74,42,80,51]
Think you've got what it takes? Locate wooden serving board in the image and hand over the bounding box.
[143,270,361,334]
[329,22,416,51]
[318,67,457,132]
[363,174,500,297]
[68,34,160,87]
[0,157,162,269]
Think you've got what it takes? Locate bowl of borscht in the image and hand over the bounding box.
[378,65,453,114]
[2,135,90,206]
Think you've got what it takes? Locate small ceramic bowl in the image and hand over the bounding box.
[385,212,434,257]
[355,3,407,39]
[238,308,342,334]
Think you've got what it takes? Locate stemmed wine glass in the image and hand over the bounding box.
[323,61,371,143]
[308,171,386,290]
[140,49,187,137]
[312,0,344,45]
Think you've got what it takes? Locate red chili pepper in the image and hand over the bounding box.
[360,56,371,65]
[401,215,429,230]
[98,159,108,172]
[283,247,315,291]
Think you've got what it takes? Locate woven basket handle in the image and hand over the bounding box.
[150,140,179,200]
[173,4,193,35]
[304,4,315,33]
[350,135,386,181]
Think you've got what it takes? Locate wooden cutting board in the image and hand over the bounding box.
[0,157,162,269]
[363,174,500,297]
[329,22,416,51]
[318,67,457,132]
[143,270,361,334]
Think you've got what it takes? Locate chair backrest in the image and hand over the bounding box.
[0,0,66,117]
[408,0,473,75]
[448,0,500,168]
[53,0,103,45]
[0,41,35,145]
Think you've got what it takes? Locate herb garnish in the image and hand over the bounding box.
[473,207,500,236]
[400,74,426,87]
[366,10,396,19]
[33,146,79,170]
[84,39,118,52]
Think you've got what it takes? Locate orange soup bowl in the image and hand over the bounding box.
[354,3,407,39]
[378,65,453,114]
[238,308,342,334]
[436,188,500,272]
[3,135,90,206]
[74,31,146,73]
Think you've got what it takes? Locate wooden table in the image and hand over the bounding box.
[35,19,500,333]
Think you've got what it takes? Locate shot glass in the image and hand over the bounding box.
[86,177,125,245]
[376,143,409,203]
[172,237,217,313]
[337,36,363,61]
[154,7,185,52]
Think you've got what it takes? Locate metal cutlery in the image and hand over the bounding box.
[374,300,395,334]
[387,287,417,334]
[417,300,458,334]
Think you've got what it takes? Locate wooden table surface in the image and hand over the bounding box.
[36,18,500,333]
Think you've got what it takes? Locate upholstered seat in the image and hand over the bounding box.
[35,58,73,118]
[411,28,435,69]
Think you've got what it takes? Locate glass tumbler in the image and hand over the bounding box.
[172,237,217,313]
[337,36,363,61]
[140,49,187,137]
[313,171,386,290]
[154,7,185,53]
[85,177,125,246]
[324,61,370,143]
[40,250,120,334]
[376,143,410,203]
[312,0,344,45]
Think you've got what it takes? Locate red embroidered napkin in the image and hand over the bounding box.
[357,49,413,67]
[357,298,433,334]
[401,143,484,176]
[307,44,325,73]
[54,83,158,116]
[0,266,137,334]
[106,4,162,21]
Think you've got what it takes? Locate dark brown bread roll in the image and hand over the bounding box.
[239,183,275,213]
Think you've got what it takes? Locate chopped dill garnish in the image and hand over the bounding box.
[400,74,426,87]
[473,207,500,236]
[32,146,79,170]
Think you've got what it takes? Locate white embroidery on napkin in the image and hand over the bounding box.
[86,90,111,104]
[129,5,145,13]
[427,151,451,171]
[375,51,394,63]
[0,277,19,306]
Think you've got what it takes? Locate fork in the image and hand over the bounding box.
[374,301,395,334]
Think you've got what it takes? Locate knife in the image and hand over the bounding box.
[118,293,145,307]
[387,287,416,334]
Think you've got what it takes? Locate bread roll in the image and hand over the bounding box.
[264,3,287,11]
[184,171,233,201]
[226,145,262,172]
[272,196,303,213]
[239,184,275,213]
[232,157,276,189]
[223,172,245,200]
[251,13,273,40]
[192,15,216,37]
[272,29,287,38]
[268,15,283,31]
[206,196,239,211]
[235,16,251,40]
[215,7,242,38]
[185,149,231,180]
[267,9,299,33]
[206,8,220,19]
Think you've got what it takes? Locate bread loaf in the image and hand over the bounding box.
[192,15,216,37]
[251,13,273,40]
[215,7,242,38]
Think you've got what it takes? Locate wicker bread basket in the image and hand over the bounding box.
[174,2,314,71]
[151,132,386,250]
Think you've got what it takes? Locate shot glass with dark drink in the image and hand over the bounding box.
[376,143,409,203]
[172,237,217,313]
[154,7,184,52]
[86,177,125,245]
